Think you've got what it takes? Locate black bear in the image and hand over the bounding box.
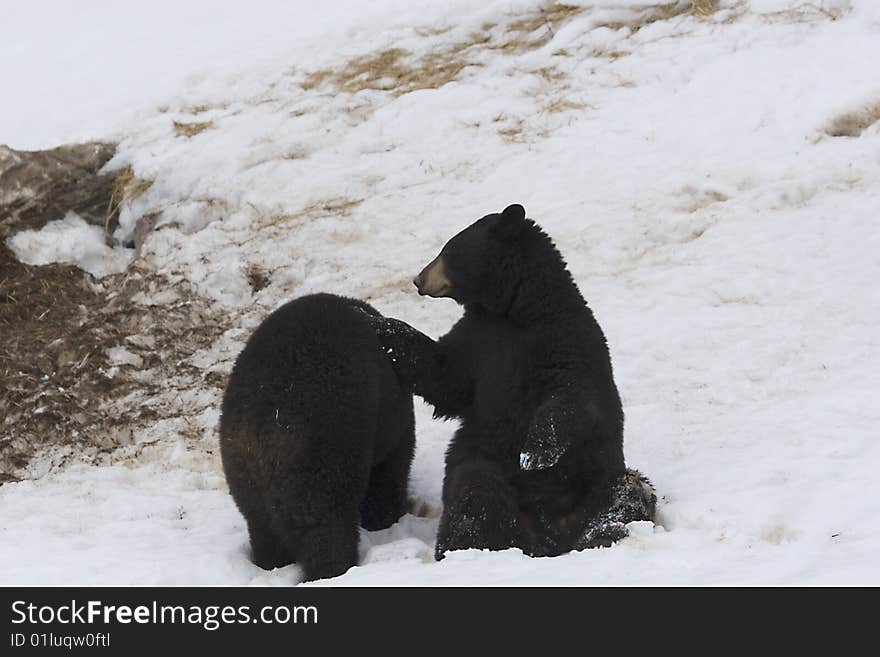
[366,204,655,559]
[219,293,415,581]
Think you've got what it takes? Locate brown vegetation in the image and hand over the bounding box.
[0,244,229,483]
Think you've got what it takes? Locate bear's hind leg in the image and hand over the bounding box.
[435,459,520,560]
[360,439,414,531]
[574,469,657,550]
[246,512,292,570]
[287,515,360,582]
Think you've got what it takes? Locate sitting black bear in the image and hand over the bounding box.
[366,204,655,559]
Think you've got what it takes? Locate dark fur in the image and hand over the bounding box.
[369,205,654,559]
[219,293,415,581]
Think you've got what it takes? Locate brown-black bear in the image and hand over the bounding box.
[365,204,655,559]
[219,293,415,581]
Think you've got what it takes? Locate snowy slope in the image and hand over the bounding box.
[1,0,879,585]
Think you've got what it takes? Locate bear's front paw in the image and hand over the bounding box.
[378,341,418,388]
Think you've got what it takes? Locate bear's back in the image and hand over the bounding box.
[442,304,623,474]
[219,293,403,461]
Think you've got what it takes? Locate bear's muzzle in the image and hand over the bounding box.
[414,255,452,297]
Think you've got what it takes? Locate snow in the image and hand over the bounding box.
[7,213,131,277]
[0,0,450,150]
[1,0,879,585]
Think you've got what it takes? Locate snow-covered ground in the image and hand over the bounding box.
[2,0,879,585]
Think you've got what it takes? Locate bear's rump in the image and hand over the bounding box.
[220,295,391,481]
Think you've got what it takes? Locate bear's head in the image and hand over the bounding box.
[413,204,578,320]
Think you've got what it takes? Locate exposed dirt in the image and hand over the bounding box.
[0,141,120,238]
[0,242,231,484]
[825,102,880,138]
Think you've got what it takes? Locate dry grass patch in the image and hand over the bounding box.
[106,166,154,237]
[184,102,229,115]
[296,1,720,98]
[301,47,478,97]
[530,66,567,82]
[296,1,729,140]
[497,118,528,143]
[560,47,631,60]
[491,3,585,53]
[760,2,847,23]
[591,48,631,60]
[825,102,880,138]
[172,120,214,138]
[301,196,363,218]
[108,167,153,210]
[415,26,452,38]
[543,97,593,114]
[691,0,720,16]
[299,3,591,97]
[596,1,720,32]
[257,196,364,230]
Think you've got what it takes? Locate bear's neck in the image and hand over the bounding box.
[506,231,588,326]
[464,265,586,326]
[508,266,586,326]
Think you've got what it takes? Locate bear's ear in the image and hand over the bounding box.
[501,204,526,221]
[491,204,527,240]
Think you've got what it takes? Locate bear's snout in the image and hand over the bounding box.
[414,255,452,298]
